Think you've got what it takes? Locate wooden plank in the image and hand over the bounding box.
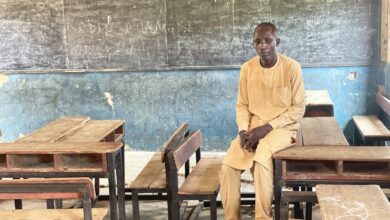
[295,124,303,146]
[173,130,202,169]
[0,142,122,154]
[178,157,223,195]
[316,185,390,220]
[0,208,108,220]
[0,178,94,196]
[129,123,189,190]
[353,115,390,138]
[286,173,390,181]
[302,117,349,146]
[16,116,90,143]
[336,161,343,175]
[304,90,334,117]
[58,120,124,142]
[273,146,390,161]
[130,153,166,190]
[161,123,189,162]
[376,91,390,116]
[305,90,333,106]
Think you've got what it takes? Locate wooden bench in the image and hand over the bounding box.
[0,178,106,220]
[302,117,349,146]
[15,116,125,198]
[316,185,390,220]
[128,123,189,220]
[273,145,390,220]
[291,117,348,218]
[304,90,334,117]
[279,187,390,220]
[0,208,108,220]
[0,141,125,220]
[165,130,223,220]
[353,115,390,145]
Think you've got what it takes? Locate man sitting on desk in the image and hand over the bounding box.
[219,22,305,220]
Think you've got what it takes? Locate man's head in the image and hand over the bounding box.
[253,22,280,64]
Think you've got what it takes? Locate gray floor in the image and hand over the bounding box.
[120,151,321,219]
[0,151,321,219]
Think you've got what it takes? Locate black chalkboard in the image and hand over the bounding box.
[0,0,380,71]
[64,0,167,70]
[0,1,66,69]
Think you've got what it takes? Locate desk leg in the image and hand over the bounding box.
[274,159,282,220]
[107,153,119,220]
[121,141,125,183]
[305,187,312,220]
[94,178,100,196]
[116,150,126,220]
[14,199,22,209]
[293,187,303,218]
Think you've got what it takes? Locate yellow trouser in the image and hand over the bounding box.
[219,163,273,220]
[220,129,295,220]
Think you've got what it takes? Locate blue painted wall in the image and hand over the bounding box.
[0,65,380,150]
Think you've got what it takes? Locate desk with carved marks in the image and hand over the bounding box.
[0,142,125,220]
[14,116,125,220]
[273,146,390,220]
[316,184,390,220]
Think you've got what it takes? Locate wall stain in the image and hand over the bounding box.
[0,75,9,88]
[104,92,115,115]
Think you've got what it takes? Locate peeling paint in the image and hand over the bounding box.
[348,71,357,80]
[104,92,115,113]
[0,75,9,88]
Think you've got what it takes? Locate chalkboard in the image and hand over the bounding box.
[0,0,66,69]
[64,0,167,70]
[0,0,380,71]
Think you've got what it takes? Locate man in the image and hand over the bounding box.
[219,22,305,220]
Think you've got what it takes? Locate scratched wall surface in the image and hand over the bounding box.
[0,66,378,150]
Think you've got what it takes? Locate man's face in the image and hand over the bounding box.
[253,26,279,59]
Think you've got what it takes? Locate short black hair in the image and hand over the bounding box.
[253,22,278,35]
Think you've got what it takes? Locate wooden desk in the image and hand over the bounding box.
[0,142,125,220]
[305,90,334,117]
[16,117,124,143]
[14,117,125,220]
[273,146,390,220]
[353,115,390,145]
[316,185,390,220]
[302,117,349,146]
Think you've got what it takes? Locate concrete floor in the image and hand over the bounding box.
[0,151,322,219]
[121,151,321,219]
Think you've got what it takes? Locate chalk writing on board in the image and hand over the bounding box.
[0,0,380,71]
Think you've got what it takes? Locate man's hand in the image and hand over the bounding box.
[245,124,273,151]
[239,130,248,149]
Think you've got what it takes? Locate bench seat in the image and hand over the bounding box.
[179,156,223,195]
[353,115,390,145]
[316,185,390,220]
[0,178,95,200]
[0,207,108,220]
[0,178,97,220]
[166,130,222,220]
[130,152,166,190]
[128,123,189,220]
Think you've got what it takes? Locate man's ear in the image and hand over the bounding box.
[275,38,280,46]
